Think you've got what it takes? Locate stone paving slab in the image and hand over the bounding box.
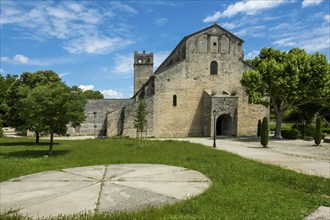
[98,183,176,213]
[20,183,100,219]
[0,164,211,219]
[0,181,94,211]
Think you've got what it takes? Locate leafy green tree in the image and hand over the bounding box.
[6,71,61,143]
[82,89,104,99]
[314,115,322,146]
[241,48,330,139]
[134,100,148,146]
[19,82,86,155]
[257,119,261,138]
[260,117,269,148]
[0,74,18,126]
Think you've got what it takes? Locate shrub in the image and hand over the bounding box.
[314,115,322,146]
[322,127,330,134]
[257,119,261,138]
[260,117,268,148]
[281,129,302,139]
[0,118,3,137]
[292,123,315,137]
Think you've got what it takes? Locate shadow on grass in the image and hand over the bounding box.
[0,142,59,147]
[0,149,70,158]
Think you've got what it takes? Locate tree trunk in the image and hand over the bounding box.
[49,130,54,156]
[274,112,283,139]
[35,131,39,145]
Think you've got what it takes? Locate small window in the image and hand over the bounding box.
[173,95,177,107]
[210,61,218,75]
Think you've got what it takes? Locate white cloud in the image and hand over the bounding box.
[203,0,286,22]
[234,25,266,38]
[64,35,134,54]
[1,1,136,55]
[100,89,124,99]
[1,57,10,62]
[59,72,71,78]
[110,1,138,14]
[78,85,124,98]
[302,0,324,8]
[79,85,95,91]
[273,26,330,53]
[203,11,221,23]
[13,54,29,63]
[221,22,238,30]
[324,15,330,22]
[154,17,168,26]
[1,54,47,66]
[0,68,4,74]
[246,50,260,59]
[111,54,134,76]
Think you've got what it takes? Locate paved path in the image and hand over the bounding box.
[0,164,211,219]
[159,137,330,179]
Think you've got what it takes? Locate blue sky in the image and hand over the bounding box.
[1,0,329,98]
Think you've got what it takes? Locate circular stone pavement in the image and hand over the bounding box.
[0,164,211,219]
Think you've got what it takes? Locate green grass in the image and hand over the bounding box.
[0,137,329,220]
[269,123,293,131]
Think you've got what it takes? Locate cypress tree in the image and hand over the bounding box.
[257,119,261,138]
[314,115,322,146]
[260,117,269,148]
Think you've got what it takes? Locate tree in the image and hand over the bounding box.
[241,48,330,139]
[134,100,148,146]
[6,71,62,144]
[260,117,269,148]
[19,82,86,155]
[314,115,322,146]
[0,74,18,126]
[82,89,104,99]
[257,119,261,138]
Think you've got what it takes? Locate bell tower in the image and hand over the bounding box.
[134,50,154,95]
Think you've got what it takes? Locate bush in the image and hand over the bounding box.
[0,118,3,137]
[314,115,322,146]
[292,123,315,137]
[281,129,302,139]
[322,127,330,134]
[257,119,261,138]
[260,117,268,148]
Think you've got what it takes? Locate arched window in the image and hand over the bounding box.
[173,95,177,107]
[210,61,218,75]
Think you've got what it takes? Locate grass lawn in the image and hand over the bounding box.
[0,137,329,220]
[269,123,293,131]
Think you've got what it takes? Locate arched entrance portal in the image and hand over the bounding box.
[216,114,232,135]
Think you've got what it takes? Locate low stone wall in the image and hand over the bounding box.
[67,99,133,136]
[106,97,154,138]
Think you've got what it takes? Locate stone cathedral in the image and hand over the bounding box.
[68,24,268,137]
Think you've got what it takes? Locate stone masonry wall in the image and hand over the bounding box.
[67,99,133,136]
[107,96,154,138]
